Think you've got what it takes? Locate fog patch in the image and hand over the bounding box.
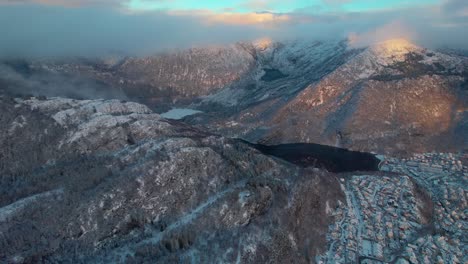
[0,61,127,100]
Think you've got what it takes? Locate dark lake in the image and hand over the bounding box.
[246,142,380,173]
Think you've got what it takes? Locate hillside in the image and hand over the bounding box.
[0,95,344,262]
[200,39,468,155]
[0,95,465,263]
[1,38,466,154]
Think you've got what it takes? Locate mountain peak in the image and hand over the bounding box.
[375,38,416,49]
[253,37,273,51]
[369,38,422,62]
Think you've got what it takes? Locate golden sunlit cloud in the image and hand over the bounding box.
[168,10,291,26]
[347,21,417,48]
[208,12,290,25]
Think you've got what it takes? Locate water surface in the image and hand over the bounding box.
[160,108,202,120]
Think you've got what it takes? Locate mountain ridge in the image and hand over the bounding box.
[1,38,467,155]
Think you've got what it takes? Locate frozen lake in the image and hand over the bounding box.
[160,108,202,120]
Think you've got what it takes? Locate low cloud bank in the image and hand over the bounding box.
[0,1,466,58]
[0,62,127,99]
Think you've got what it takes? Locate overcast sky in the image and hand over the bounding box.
[0,0,467,57]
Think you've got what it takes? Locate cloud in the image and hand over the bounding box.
[0,1,466,59]
[206,12,291,26]
[443,0,468,17]
[0,5,285,58]
[168,9,291,26]
[0,62,128,99]
[2,0,123,7]
[347,20,416,48]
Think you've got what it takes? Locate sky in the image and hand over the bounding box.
[0,0,467,57]
[126,0,438,13]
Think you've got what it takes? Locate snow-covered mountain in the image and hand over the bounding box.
[191,39,468,155]
[1,95,466,263]
[1,38,466,154]
[0,40,354,109]
[0,95,353,262]
[265,39,468,154]
[1,36,467,263]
